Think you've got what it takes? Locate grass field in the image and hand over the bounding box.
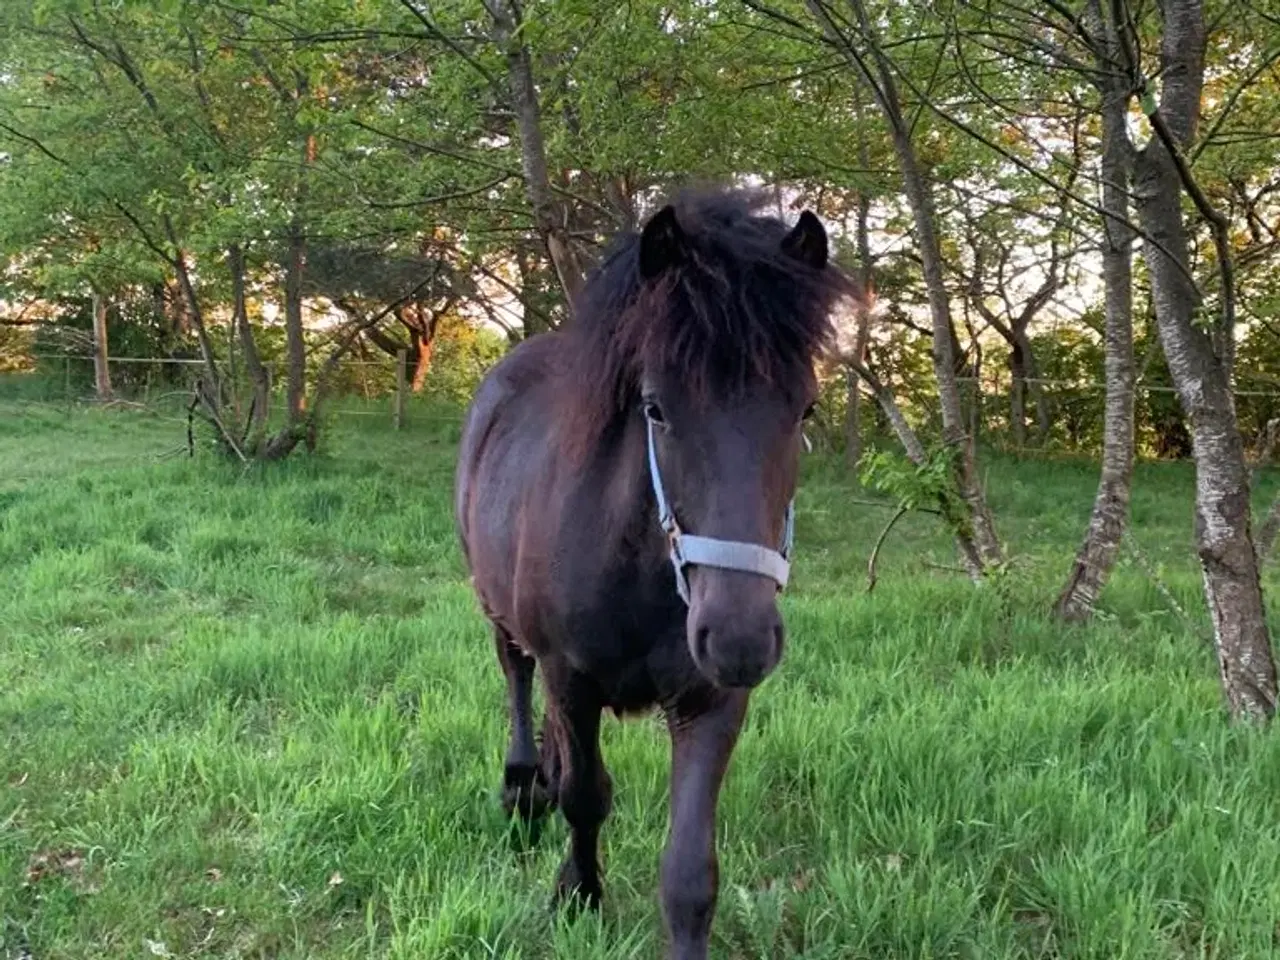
[6,397,1280,959]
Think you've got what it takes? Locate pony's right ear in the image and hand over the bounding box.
[781,210,828,269]
[639,205,684,279]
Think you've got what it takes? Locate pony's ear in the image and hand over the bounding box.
[639,205,685,279]
[781,210,828,269]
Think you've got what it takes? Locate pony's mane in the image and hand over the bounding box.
[559,186,858,456]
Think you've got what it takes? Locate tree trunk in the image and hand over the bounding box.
[168,239,220,401]
[876,78,1001,568]
[967,333,983,450]
[390,301,444,393]
[845,188,874,472]
[149,282,169,343]
[228,244,270,443]
[808,0,1002,572]
[1008,331,1042,448]
[1256,496,1280,565]
[485,0,585,310]
[845,366,863,471]
[410,326,436,393]
[515,247,553,337]
[855,363,927,465]
[1009,361,1027,447]
[605,174,638,232]
[1056,3,1136,623]
[1132,0,1275,721]
[91,291,111,400]
[852,360,985,580]
[171,283,191,338]
[971,309,1051,448]
[283,220,307,426]
[1032,366,1051,442]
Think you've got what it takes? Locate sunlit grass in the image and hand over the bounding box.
[3,399,1280,958]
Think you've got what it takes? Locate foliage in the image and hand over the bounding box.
[0,0,1275,458]
[1028,325,1108,452]
[860,446,959,515]
[858,444,977,552]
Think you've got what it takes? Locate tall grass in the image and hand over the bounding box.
[3,399,1280,958]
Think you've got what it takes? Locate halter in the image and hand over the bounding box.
[646,417,795,605]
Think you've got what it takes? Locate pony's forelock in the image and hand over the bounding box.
[559,186,859,457]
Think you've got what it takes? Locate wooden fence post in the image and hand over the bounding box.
[393,348,407,430]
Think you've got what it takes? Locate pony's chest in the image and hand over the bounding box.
[562,618,692,715]
[601,658,663,717]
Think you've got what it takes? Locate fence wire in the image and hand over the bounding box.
[11,353,1280,456]
[3,352,470,428]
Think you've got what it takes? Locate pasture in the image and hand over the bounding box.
[5,399,1280,958]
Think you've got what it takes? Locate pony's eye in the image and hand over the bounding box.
[643,400,666,425]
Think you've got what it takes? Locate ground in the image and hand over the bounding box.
[4,397,1280,959]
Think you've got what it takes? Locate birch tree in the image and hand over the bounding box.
[800,0,1004,571]
[1124,0,1276,720]
[1055,0,1138,623]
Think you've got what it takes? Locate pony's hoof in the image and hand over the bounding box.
[501,765,553,823]
[551,860,602,916]
[502,765,554,851]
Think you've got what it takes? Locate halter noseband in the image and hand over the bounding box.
[646,417,795,605]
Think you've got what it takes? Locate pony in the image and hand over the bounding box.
[454,185,854,959]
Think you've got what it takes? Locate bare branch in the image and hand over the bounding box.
[1191,43,1280,164]
[0,121,69,165]
[871,37,1202,295]
[397,0,505,94]
[307,269,443,418]
[361,174,515,210]
[866,505,909,593]
[738,0,832,44]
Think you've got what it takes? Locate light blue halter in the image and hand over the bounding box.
[646,417,796,605]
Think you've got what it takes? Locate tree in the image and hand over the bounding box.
[1055,0,1138,623]
[0,0,484,456]
[90,290,111,400]
[946,156,1083,448]
[1123,0,1276,720]
[844,184,875,471]
[482,0,588,308]
[799,0,1003,574]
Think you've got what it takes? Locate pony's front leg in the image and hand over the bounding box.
[545,668,612,911]
[660,689,749,960]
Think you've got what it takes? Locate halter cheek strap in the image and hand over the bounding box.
[646,417,796,605]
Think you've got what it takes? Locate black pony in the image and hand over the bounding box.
[454,186,854,959]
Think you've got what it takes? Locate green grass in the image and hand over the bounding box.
[5,397,1280,958]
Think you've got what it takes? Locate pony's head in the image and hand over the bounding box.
[566,187,855,688]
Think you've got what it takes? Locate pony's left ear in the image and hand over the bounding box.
[639,205,685,279]
[781,210,828,269]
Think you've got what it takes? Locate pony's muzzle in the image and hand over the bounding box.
[686,569,785,689]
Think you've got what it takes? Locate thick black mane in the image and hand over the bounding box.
[560,186,856,450]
